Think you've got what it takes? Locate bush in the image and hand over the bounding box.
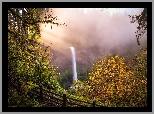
[71,53,147,107]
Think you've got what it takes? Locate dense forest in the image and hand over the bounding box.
[8,8,147,107]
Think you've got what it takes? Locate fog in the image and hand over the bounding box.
[39,8,147,73]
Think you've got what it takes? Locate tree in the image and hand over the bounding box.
[57,69,73,89]
[72,54,147,107]
[129,8,147,45]
[8,8,66,107]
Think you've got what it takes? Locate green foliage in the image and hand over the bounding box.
[68,80,86,96]
[8,8,55,86]
[57,67,89,90]
[8,89,46,107]
[78,75,88,81]
[76,67,89,81]
[57,69,73,89]
[8,8,66,107]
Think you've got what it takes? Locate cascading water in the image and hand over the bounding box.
[70,47,77,82]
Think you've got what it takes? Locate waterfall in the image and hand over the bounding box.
[70,47,77,82]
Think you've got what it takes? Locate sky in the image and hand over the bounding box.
[39,8,147,73]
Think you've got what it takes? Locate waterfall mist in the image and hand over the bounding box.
[39,8,147,73]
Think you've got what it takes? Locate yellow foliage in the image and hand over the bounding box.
[142,51,147,55]
[85,54,147,106]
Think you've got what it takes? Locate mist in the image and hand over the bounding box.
[39,8,147,73]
